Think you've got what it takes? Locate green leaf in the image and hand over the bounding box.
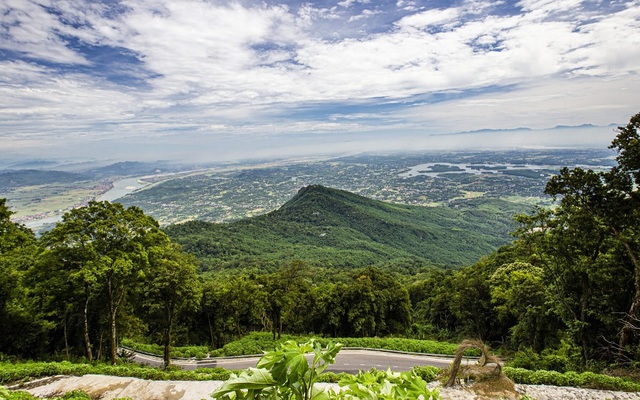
[211,368,276,398]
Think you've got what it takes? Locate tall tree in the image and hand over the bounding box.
[144,243,201,367]
[489,261,558,352]
[0,199,51,356]
[41,201,168,364]
[265,261,310,339]
[544,112,640,354]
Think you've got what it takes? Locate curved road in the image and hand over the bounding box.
[127,348,475,374]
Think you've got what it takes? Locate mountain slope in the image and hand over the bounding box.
[164,185,528,270]
[0,169,88,189]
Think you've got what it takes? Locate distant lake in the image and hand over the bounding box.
[399,163,556,178]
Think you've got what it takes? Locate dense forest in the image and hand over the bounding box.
[1,112,639,373]
[163,184,529,270]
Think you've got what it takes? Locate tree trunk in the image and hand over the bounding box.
[109,308,117,365]
[580,282,589,366]
[107,271,127,365]
[207,313,215,349]
[164,304,173,368]
[63,313,70,360]
[614,230,640,351]
[97,331,103,360]
[83,285,93,362]
[108,275,116,365]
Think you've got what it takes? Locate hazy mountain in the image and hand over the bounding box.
[0,170,89,189]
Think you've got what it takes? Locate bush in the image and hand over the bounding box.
[0,361,233,385]
[213,332,465,357]
[503,367,640,391]
[60,390,91,400]
[508,345,576,372]
[411,365,441,382]
[120,339,209,359]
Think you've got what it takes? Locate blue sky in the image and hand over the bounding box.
[1,0,639,164]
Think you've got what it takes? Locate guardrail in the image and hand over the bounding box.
[120,345,481,362]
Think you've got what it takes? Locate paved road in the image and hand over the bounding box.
[128,348,474,373]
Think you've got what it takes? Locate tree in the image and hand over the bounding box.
[544,111,640,355]
[143,243,201,367]
[339,267,411,337]
[41,201,169,364]
[490,261,557,351]
[265,261,311,339]
[516,187,629,364]
[199,275,266,348]
[0,199,51,357]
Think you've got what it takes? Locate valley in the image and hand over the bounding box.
[2,149,614,231]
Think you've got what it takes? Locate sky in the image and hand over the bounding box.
[1,0,640,165]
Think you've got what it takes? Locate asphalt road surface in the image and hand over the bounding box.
[128,348,473,373]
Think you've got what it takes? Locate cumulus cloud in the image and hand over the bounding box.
[0,0,639,162]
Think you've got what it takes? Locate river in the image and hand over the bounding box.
[97,176,150,202]
[23,176,151,230]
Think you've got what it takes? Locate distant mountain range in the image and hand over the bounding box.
[0,169,89,189]
[164,185,529,270]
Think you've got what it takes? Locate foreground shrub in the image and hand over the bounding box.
[212,340,441,400]
[504,367,640,392]
[337,369,440,399]
[212,340,342,400]
[411,365,441,382]
[0,361,231,385]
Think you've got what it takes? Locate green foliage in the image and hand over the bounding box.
[0,199,52,358]
[210,332,462,357]
[212,339,342,400]
[0,387,135,400]
[336,369,440,399]
[410,366,441,382]
[142,242,202,367]
[504,367,640,391]
[38,201,172,364]
[165,185,525,270]
[120,339,209,359]
[59,390,91,400]
[507,343,582,373]
[212,340,442,400]
[0,361,231,385]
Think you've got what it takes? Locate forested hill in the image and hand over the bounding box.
[0,169,88,188]
[164,185,529,270]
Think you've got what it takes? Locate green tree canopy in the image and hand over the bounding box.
[40,201,169,364]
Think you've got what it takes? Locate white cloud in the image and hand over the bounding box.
[0,0,91,64]
[396,8,462,29]
[338,0,371,9]
[349,9,382,22]
[1,0,640,162]
[400,75,640,132]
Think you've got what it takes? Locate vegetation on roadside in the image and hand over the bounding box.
[120,339,209,359]
[0,361,232,386]
[206,332,463,357]
[504,367,640,392]
[0,387,109,400]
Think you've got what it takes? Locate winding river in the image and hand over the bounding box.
[24,176,150,230]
